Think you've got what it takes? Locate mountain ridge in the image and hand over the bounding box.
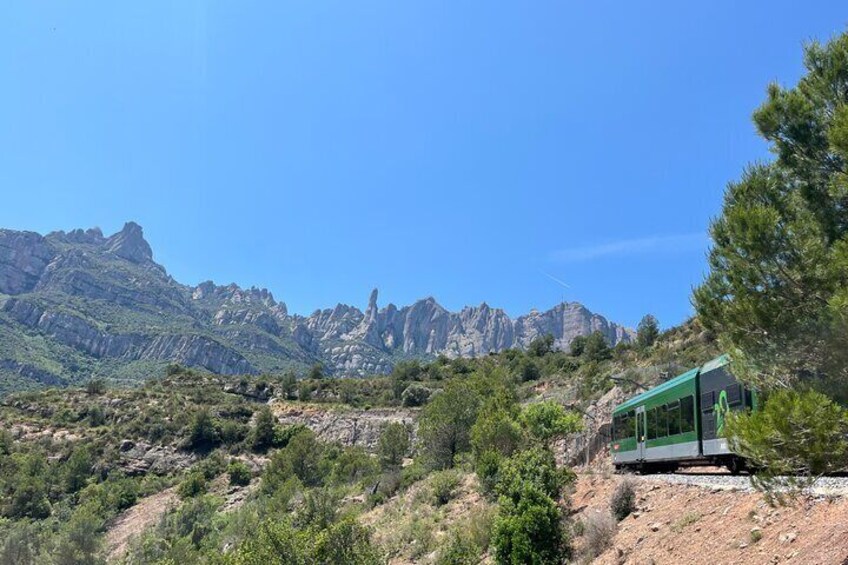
[0,222,633,391]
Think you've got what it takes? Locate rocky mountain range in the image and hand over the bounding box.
[0,222,633,392]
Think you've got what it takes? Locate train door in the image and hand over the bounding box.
[636,406,646,461]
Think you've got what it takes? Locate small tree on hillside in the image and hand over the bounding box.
[520,401,582,447]
[569,335,587,357]
[308,363,325,380]
[582,331,611,362]
[418,381,481,470]
[187,409,220,451]
[636,314,660,349]
[528,334,555,357]
[252,406,277,451]
[378,422,411,469]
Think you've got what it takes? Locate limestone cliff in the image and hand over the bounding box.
[0,223,634,389]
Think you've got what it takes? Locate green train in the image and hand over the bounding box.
[610,354,759,474]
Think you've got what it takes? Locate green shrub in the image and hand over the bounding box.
[228,460,252,487]
[418,381,482,470]
[298,488,340,529]
[178,472,207,499]
[401,383,432,407]
[313,518,381,565]
[728,389,848,497]
[62,446,93,494]
[437,531,480,565]
[520,402,582,445]
[186,409,221,451]
[53,506,103,565]
[251,406,277,451]
[378,422,410,469]
[429,469,461,507]
[85,378,106,395]
[331,446,378,485]
[492,485,567,565]
[610,479,636,521]
[220,420,249,445]
[491,447,570,564]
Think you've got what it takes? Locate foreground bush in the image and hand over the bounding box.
[492,447,570,564]
[610,479,636,521]
[728,389,848,497]
[581,511,616,560]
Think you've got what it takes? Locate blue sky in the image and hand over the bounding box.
[1,3,845,328]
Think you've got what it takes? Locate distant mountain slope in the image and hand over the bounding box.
[0,222,633,391]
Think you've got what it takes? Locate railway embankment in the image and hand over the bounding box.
[572,471,848,564]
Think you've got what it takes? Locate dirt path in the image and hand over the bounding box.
[105,487,179,562]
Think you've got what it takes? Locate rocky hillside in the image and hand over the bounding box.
[0,222,633,391]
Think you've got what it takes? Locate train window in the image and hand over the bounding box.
[657,405,668,438]
[615,414,623,440]
[667,401,681,435]
[646,407,656,439]
[680,396,695,433]
[726,384,743,406]
[630,411,636,438]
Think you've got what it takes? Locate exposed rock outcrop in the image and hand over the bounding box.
[272,402,417,450]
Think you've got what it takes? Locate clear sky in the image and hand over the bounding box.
[1,3,846,328]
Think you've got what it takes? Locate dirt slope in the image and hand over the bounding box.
[104,487,179,562]
[573,474,848,565]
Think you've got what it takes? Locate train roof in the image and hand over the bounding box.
[612,354,729,414]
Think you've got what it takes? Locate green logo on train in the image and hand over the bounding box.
[714,389,729,436]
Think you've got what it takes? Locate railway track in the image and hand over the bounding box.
[623,470,848,496]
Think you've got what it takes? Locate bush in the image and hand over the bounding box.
[378,422,410,469]
[86,404,106,427]
[728,389,848,497]
[62,446,93,494]
[279,371,298,400]
[262,428,326,491]
[331,446,378,485]
[187,409,221,451]
[528,334,555,357]
[429,469,461,506]
[298,382,313,402]
[54,506,103,565]
[491,447,570,564]
[251,406,277,451]
[496,447,565,503]
[312,518,381,565]
[610,479,636,521]
[437,532,481,565]
[228,460,252,486]
[85,378,106,395]
[517,358,540,382]
[492,485,567,565]
[581,511,616,560]
[401,383,432,407]
[308,363,325,380]
[221,420,249,445]
[520,401,582,445]
[178,472,207,499]
[298,488,340,529]
[582,331,612,362]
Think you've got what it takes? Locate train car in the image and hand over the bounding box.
[610,354,759,474]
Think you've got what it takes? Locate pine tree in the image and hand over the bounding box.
[694,32,848,399]
[636,315,659,349]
